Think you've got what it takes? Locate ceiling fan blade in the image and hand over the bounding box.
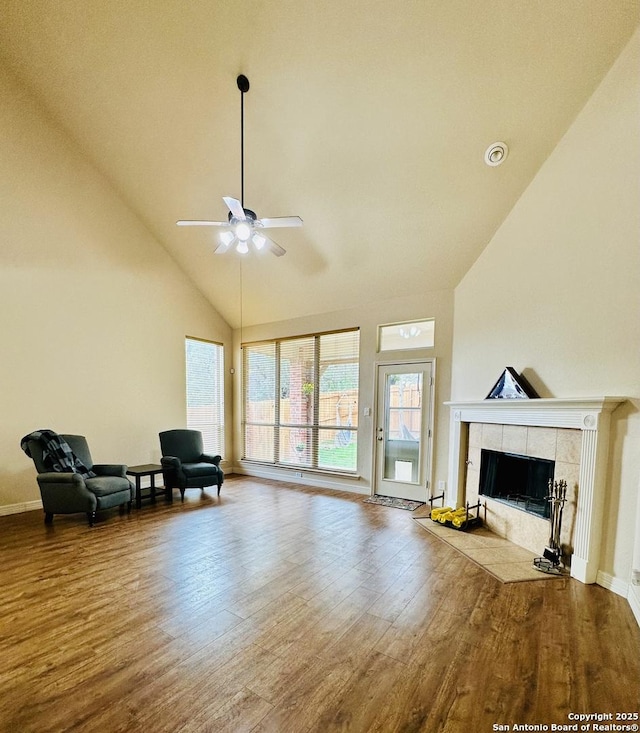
[177,220,229,227]
[264,235,287,257]
[213,240,234,254]
[258,216,303,229]
[223,196,246,220]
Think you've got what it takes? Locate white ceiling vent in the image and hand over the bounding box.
[484,142,509,167]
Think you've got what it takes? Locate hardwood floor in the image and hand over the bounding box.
[1,475,639,732]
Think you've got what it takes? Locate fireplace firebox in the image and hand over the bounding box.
[479,449,554,519]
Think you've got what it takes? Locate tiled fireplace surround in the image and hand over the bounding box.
[445,398,623,584]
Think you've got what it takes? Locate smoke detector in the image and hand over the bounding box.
[484,141,509,167]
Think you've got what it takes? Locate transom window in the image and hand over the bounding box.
[243,329,360,473]
[378,319,435,351]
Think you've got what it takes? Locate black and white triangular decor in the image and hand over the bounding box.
[485,367,539,400]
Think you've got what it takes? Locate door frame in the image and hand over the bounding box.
[371,358,436,500]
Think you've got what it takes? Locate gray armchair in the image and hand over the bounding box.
[24,434,134,526]
[159,429,223,502]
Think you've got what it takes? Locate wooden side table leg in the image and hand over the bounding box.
[150,473,156,504]
[136,477,142,510]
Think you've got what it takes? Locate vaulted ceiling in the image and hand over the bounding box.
[1,1,638,327]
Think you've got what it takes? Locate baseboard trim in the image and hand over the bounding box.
[232,464,370,496]
[596,570,628,597]
[597,571,640,629]
[629,583,640,628]
[0,499,43,517]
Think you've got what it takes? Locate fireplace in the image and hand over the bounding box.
[462,422,577,562]
[479,449,554,519]
[445,397,624,584]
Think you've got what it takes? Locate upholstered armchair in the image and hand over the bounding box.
[24,434,134,526]
[159,429,224,502]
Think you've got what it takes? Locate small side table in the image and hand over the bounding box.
[127,464,165,509]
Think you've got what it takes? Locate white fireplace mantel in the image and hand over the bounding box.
[445,397,625,584]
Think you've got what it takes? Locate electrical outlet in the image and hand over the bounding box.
[438,480,446,491]
[295,472,303,478]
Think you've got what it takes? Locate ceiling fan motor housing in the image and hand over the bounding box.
[227,208,257,224]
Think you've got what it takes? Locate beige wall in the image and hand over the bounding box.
[232,289,454,496]
[0,65,232,510]
[452,29,640,584]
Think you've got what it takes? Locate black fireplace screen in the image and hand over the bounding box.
[479,449,554,519]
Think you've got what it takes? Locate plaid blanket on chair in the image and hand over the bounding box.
[20,429,96,478]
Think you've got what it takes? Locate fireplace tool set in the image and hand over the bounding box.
[427,493,485,531]
[533,478,568,575]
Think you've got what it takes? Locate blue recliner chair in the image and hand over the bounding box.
[159,429,224,502]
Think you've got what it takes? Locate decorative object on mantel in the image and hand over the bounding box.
[485,366,539,399]
[363,495,425,511]
[533,479,569,576]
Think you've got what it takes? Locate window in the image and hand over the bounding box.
[243,329,360,472]
[378,319,435,351]
[185,337,224,455]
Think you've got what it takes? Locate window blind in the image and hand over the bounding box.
[243,341,276,462]
[243,329,359,473]
[185,337,224,455]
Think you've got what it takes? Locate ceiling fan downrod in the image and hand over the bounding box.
[237,74,250,209]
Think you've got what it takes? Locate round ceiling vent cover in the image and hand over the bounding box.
[484,141,509,167]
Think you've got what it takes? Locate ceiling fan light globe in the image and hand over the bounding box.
[252,233,266,250]
[399,326,421,339]
[236,240,249,254]
[219,231,235,247]
[235,222,252,241]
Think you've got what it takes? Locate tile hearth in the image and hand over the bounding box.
[413,518,566,583]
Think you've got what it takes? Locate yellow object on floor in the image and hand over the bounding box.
[452,513,468,528]
[436,507,467,524]
[430,506,453,520]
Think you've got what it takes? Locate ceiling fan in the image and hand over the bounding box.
[177,75,303,256]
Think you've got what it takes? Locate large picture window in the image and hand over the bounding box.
[185,337,224,455]
[243,329,359,473]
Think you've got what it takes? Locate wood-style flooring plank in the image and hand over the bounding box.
[1,475,639,732]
